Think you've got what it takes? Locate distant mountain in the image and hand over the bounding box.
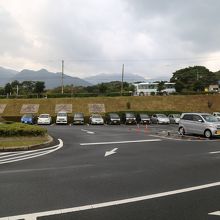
[0,67,18,86]
[84,73,146,84]
[9,69,91,88]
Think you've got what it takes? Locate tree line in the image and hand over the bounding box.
[0,66,219,97]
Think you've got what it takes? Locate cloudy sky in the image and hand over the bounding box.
[0,0,220,79]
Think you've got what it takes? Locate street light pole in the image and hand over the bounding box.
[61,60,64,94]
[121,64,124,96]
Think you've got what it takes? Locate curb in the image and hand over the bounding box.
[0,135,58,152]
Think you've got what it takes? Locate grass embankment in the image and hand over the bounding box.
[0,122,48,150]
[0,95,220,118]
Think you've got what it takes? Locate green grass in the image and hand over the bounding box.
[0,135,50,149]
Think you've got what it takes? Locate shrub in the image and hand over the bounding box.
[0,123,47,137]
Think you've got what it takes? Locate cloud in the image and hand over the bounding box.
[0,0,220,79]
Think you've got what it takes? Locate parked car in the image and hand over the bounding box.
[106,113,121,125]
[89,113,104,125]
[56,111,68,124]
[21,114,36,124]
[121,112,137,125]
[213,112,220,121]
[136,113,151,124]
[151,114,170,124]
[168,114,181,124]
[73,113,84,125]
[37,114,52,125]
[178,113,220,138]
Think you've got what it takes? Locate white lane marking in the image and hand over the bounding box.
[1,181,220,220]
[209,210,220,216]
[105,148,118,157]
[0,139,63,165]
[80,139,161,146]
[81,129,95,134]
[209,151,220,154]
[0,145,60,159]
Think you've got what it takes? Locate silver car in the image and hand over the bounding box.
[168,114,181,124]
[151,114,170,124]
[178,113,220,138]
[89,114,104,125]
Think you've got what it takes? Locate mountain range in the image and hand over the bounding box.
[0,66,149,88]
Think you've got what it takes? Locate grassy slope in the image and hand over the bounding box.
[0,95,220,117]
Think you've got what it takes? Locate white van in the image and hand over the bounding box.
[56,111,68,124]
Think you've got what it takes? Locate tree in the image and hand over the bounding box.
[170,66,218,92]
[4,83,12,95]
[34,81,45,94]
[157,81,166,94]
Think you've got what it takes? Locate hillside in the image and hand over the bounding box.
[0,67,18,86]
[84,73,146,84]
[0,95,219,117]
[10,69,91,88]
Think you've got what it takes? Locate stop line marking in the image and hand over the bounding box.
[80,139,161,146]
[1,181,220,220]
[209,210,220,216]
[0,139,63,165]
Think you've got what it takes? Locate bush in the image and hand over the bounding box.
[0,123,47,137]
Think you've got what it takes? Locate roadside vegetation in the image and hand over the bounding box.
[0,122,48,150]
[0,66,219,99]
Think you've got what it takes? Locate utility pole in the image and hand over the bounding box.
[61,60,64,94]
[121,64,124,96]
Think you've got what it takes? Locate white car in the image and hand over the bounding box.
[56,111,68,124]
[213,112,220,121]
[37,114,52,125]
[151,114,170,124]
[89,114,104,125]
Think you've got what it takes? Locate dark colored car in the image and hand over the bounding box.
[73,113,84,125]
[106,113,121,125]
[136,113,151,124]
[21,114,36,124]
[121,112,137,125]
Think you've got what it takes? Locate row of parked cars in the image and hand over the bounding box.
[20,112,181,125]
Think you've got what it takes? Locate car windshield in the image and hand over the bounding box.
[140,114,149,118]
[110,113,119,119]
[74,113,83,118]
[92,114,102,119]
[23,114,32,118]
[215,113,220,117]
[58,113,67,117]
[157,114,167,118]
[39,114,49,118]
[202,114,219,122]
[126,113,135,118]
[173,114,180,118]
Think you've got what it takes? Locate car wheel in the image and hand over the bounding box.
[179,127,185,135]
[204,129,212,138]
[139,92,144,96]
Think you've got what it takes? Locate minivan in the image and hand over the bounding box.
[56,111,68,124]
[178,113,220,138]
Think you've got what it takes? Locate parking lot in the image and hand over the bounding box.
[1,123,220,220]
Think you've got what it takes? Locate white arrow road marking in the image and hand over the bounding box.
[1,181,220,220]
[81,129,95,134]
[209,151,220,154]
[80,139,161,146]
[105,148,118,157]
[0,139,63,165]
[209,210,220,216]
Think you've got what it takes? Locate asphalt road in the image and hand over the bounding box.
[0,124,220,220]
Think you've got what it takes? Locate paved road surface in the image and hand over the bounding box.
[0,124,220,219]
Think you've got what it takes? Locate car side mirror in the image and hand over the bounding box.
[198,119,203,123]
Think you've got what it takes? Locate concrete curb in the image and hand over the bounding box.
[0,135,57,152]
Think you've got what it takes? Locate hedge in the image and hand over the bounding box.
[0,123,47,137]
